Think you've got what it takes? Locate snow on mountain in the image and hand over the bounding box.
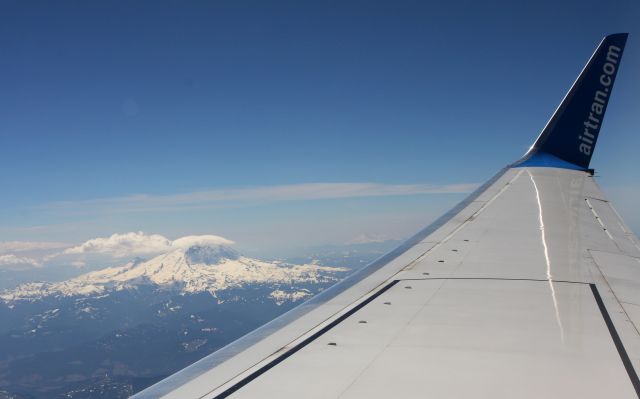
[269,289,312,305]
[0,243,347,302]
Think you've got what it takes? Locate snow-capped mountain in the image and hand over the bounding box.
[0,243,346,302]
[0,239,353,398]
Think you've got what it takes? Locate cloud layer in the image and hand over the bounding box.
[0,254,41,269]
[39,182,479,215]
[63,232,234,258]
[0,241,69,253]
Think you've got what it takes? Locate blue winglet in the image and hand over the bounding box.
[514,33,628,170]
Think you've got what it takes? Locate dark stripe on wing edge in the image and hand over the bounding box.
[212,280,400,398]
[212,280,640,398]
[591,283,640,398]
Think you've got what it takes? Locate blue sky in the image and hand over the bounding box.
[0,1,639,258]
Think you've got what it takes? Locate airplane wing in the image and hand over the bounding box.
[133,33,638,398]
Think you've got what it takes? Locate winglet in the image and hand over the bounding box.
[514,33,628,170]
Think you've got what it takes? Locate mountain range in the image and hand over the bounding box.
[0,242,349,398]
[1,243,345,303]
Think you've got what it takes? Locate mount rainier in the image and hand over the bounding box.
[0,240,350,399]
[1,242,347,303]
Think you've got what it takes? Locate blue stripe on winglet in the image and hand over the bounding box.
[513,152,585,170]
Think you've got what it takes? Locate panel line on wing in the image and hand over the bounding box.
[212,277,602,398]
[399,277,590,284]
[335,277,449,399]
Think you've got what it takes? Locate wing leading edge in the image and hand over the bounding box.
[134,34,637,398]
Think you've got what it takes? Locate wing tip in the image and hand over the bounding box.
[514,33,629,171]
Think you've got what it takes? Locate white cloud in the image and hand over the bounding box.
[63,232,172,258]
[62,232,234,259]
[38,182,479,215]
[0,241,69,253]
[0,254,41,269]
[172,235,234,249]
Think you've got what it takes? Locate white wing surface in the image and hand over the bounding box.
[134,33,639,398]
